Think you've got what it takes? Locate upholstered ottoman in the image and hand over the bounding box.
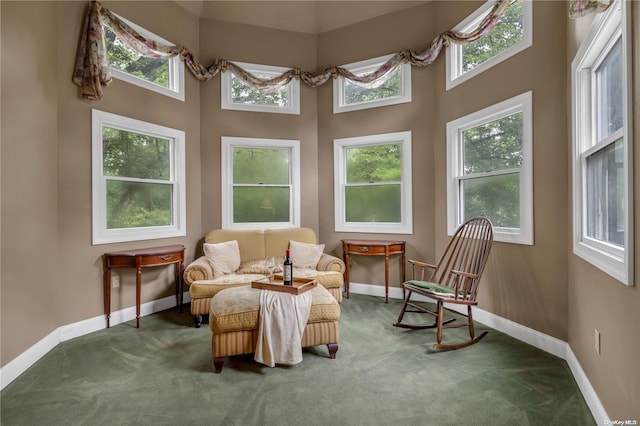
[209,284,340,373]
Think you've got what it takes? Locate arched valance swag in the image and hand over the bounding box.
[72,0,610,100]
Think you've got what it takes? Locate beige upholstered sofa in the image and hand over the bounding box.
[183,228,345,327]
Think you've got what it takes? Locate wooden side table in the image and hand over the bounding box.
[342,239,406,303]
[104,244,185,328]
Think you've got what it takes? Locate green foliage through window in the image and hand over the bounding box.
[104,26,169,88]
[231,73,289,107]
[463,113,523,174]
[344,66,402,105]
[102,127,173,229]
[232,147,291,223]
[460,111,523,228]
[462,0,524,73]
[345,143,402,223]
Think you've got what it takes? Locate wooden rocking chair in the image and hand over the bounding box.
[394,217,493,350]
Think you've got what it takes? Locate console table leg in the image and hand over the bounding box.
[135,261,142,328]
[105,264,111,328]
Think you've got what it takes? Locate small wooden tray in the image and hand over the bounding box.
[251,276,317,295]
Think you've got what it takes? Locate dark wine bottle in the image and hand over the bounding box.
[283,249,293,286]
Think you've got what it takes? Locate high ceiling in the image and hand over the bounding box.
[175,1,429,34]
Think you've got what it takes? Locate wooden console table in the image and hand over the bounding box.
[104,244,185,328]
[342,239,405,303]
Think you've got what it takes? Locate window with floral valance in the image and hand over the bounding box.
[73,0,612,102]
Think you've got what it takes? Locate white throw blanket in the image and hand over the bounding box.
[254,290,312,367]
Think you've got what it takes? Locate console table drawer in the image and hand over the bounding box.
[346,244,387,255]
[141,252,185,267]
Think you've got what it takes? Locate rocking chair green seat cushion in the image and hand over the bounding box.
[405,280,458,295]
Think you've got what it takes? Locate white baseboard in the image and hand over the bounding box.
[566,347,610,424]
[348,282,609,422]
[0,292,190,391]
[0,329,60,390]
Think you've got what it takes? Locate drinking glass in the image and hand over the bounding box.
[264,257,277,282]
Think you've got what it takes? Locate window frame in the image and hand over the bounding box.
[104,14,185,101]
[333,54,412,114]
[446,91,533,245]
[220,62,300,115]
[571,0,633,286]
[221,136,301,229]
[333,131,413,234]
[446,0,532,91]
[91,109,186,245]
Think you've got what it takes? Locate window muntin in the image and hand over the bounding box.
[447,92,533,244]
[334,55,411,113]
[103,15,184,101]
[572,0,632,285]
[221,137,300,229]
[446,0,532,90]
[92,110,186,244]
[221,62,300,114]
[334,131,412,234]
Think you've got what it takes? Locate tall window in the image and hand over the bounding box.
[221,137,300,229]
[572,0,632,285]
[446,0,532,90]
[92,110,186,244]
[221,62,300,114]
[447,92,533,244]
[334,131,412,234]
[333,54,411,113]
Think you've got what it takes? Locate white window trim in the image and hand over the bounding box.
[221,137,301,229]
[446,0,532,91]
[91,110,186,245]
[571,0,633,286]
[334,131,413,234]
[446,91,533,245]
[333,54,412,114]
[221,62,300,115]
[106,14,185,101]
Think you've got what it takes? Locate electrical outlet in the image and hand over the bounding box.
[594,329,600,354]
[112,274,120,288]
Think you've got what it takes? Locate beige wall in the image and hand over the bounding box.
[567,2,640,419]
[1,0,638,419]
[1,0,202,363]
[1,1,60,364]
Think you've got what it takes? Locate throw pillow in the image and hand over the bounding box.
[203,240,241,278]
[289,240,325,269]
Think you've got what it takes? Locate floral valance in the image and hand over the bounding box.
[73,0,514,100]
[72,0,610,101]
[568,0,613,18]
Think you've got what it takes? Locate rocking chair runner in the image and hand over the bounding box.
[394,217,493,350]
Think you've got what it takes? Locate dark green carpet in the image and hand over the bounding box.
[1,295,594,425]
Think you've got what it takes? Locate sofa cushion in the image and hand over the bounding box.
[210,285,340,334]
[292,268,343,289]
[189,274,265,299]
[289,240,325,268]
[204,240,241,278]
[237,258,270,275]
